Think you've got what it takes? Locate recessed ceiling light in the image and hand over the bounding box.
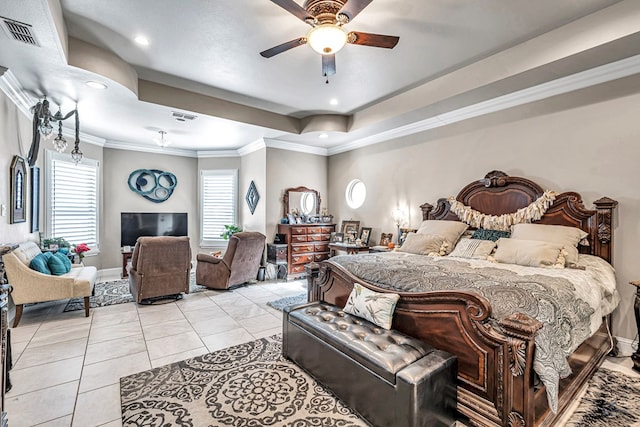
[329,98,338,105]
[85,81,107,89]
[319,133,329,139]
[134,35,149,46]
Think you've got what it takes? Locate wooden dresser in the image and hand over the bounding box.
[277,224,335,279]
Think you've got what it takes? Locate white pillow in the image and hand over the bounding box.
[493,238,565,268]
[396,233,446,256]
[510,224,587,268]
[448,239,496,259]
[416,220,469,255]
[343,283,400,330]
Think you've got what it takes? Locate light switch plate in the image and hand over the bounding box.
[0,204,6,217]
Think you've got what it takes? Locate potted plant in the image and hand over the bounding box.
[220,224,242,240]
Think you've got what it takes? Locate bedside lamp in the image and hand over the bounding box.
[392,209,407,245]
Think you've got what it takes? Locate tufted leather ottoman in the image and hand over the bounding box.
[283,302,457,427]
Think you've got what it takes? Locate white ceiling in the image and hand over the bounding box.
[1,0,639,157]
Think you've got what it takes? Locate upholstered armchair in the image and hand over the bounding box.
[196,231,266,290]
[128,236,192,303]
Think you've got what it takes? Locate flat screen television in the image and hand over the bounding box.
[121,212,188,248]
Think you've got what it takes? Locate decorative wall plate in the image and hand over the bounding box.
[246,180,260,215]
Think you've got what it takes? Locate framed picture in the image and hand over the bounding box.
[359,227,372,245]
[30,166,40,232]
[10,155,27,224]
[379,233,393,246]
[330,232,344,243]
[341,220,360,242]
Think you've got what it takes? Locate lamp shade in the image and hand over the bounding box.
[307,24,347,55]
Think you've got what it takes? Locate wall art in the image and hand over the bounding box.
[10,155,26,223]
[245,180,260,215]
[128,169,177,203]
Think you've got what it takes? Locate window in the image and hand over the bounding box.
[345,179,366,209]
[45,151,99,251]
[200,169,238,246]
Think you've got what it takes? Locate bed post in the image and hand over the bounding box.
[593,197,617,264]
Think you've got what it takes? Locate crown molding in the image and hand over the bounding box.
[0,68,36,116]
[197,149,241,158]
[104,140,198,157]
[237,139,266,156]
[263,138,329,156]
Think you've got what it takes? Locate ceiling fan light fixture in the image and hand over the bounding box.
[154,130,170,148]
[307,24,347,55]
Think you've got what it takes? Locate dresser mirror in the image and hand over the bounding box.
[283,186,321,218]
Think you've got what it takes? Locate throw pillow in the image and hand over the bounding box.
[396,233,447,256]
[29,253,52,275]
[343,283,400,330]
[448,239,496,259]
[48,252,72,275]
[493,238,564,268]
[510,223,588,268]
[471,228,511,242]
[416,220,468,254]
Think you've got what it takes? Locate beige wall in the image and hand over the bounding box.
[0,90,36,244]
[102,148,198,268]
[265,148,328,242]
[239,148,266,234]
[328,90,640,341]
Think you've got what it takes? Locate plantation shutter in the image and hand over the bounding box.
[201,169,237,245]
[46,151,99,249]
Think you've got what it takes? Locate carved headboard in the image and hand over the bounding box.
[420,171,618,263]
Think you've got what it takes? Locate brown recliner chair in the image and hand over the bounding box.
[128,236,192,303]
[196,231,266,290]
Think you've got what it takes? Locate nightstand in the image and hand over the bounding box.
[630,281,640,372]
[369,246,392,253]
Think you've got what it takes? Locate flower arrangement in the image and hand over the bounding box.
[73,243,91,260]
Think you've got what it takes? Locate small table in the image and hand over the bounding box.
[369,246,392,253]
[329,243,370,256]
[630,281,640,372]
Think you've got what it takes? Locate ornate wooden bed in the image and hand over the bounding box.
[305,171,618,427]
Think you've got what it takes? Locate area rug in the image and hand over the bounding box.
[120,334,640,426]
[266,293,307,311]
[64,275,207,312]
[120,334,366,426]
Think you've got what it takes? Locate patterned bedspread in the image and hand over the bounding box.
[329,252,619,412]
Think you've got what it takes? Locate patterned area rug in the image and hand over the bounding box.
[120,334,366,426]
[64,275,207,312]
[565,367,640,426]
[266,293,307,311]
[120,334,640,427]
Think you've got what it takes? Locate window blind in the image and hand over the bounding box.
[47,152,99,249]
[201,169,237,245]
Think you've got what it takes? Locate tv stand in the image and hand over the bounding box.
[121,250,133,279]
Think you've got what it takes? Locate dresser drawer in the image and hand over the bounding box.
[291,227,308,235]
[307,226,323,234]
[291,235,308,243]
[291,254,314,265]
[314,243,329,252]
[307,234,327,242]
[321,226,335,234]
[291,264,306,274]
[292,244,314,254]
[314,253,329,262]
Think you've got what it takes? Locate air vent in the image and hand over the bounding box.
[171,111,197,122]
[1,16,39,46]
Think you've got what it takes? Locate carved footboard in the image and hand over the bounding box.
[306,261,610,427]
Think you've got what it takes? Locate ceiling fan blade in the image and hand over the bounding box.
[337,0,374,22]
[260,37,307,58]
[270,0,315,23]
[348,31,399,49]
[322,54,336,77]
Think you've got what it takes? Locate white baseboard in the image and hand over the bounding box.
[616,336,637,357]
[99,267,121,279]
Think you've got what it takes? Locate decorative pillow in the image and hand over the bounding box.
[396,233,447,256]
[29,253,52,275]
[471,228,511,242]
[48,252,71,275]
[343,283,400,330]
[448,239,496,259]
[56,251,72,272]
[416,220,468,254]
[510,224,588,267]
[493,238,564,268]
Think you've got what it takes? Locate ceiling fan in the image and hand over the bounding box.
[260,0,399,80]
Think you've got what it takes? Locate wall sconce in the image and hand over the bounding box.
[28,97,82,166]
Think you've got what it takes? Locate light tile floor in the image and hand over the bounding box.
[5,271,639,427]
[6,270,306,427]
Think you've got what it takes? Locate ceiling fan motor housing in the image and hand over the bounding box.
[304,0,347,24]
